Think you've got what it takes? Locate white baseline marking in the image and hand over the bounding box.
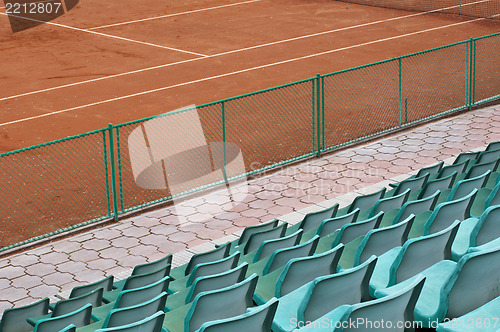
[0,0,489,103]
[89,0,262,30]
[0,12,209,57]
[0,17,486,127]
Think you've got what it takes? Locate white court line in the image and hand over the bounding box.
[0,17,486,127]
[0,12,209,57]
[0,0,489,103]
[89,0,262,30]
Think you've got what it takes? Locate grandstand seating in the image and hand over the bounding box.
[2,141,500,332]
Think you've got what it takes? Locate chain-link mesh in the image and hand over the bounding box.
[115,103,224,213]
[2,34,500,252]
[336,0,500,20]
[322,59,400,150]
[224,80,315,174]
[0,130,110,250]
[473,33,500,104]
[402,42,469,123]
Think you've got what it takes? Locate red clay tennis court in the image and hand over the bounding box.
[1,0,500,152]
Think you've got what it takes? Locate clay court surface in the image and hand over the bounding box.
[1,0,500,152]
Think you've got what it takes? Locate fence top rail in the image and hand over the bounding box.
[113,76,317,128]
[473,31,500,41]
[1,32,498,157]
[0,127,108,158]
[321,38,471,78]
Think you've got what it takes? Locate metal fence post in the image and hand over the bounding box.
[108,123,119,221]
[468,38,475,110]
[471,38,477,107]
[102,130,111,217]
[222,101,228,183]
[316,73,321,158]
[398,57,402,126]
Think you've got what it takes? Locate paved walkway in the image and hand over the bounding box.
[1,104,499,314]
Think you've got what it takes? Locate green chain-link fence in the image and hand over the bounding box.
[336,0,500,20]
[1,33,499,252]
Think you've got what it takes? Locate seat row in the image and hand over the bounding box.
[2,142,500,331]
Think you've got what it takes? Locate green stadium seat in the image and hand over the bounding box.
[253,244,343,305]
[286,204,338,235]
[385,173,429,197]
[314,208,359,238]
[162,274,258,332]
[369,220,460,297]
[33,303,92,332]
[168,252,240,293]
[70,275,114,299]
[77,292,167,332]
[196,297,278,332]
[294,275,425,331]
[0,297,49,332]
[245,236,319,277]
[91,275,170,323]
[375,246,500,327]
[391,190,439,226]
[28,287,103,326]
[350,215,414,268]
[165,263,248,311]
[169,246,228,281]
[111,254,170,299]
[239,229,302,264]
[95,311,165,332]
[272,255,376,332]
[336,187,386,217]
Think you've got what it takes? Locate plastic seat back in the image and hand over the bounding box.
[445,247,500,318]
[475,148,500,165]
[486,141,500,151]
[316,208,359,237]
[95,311,164,332]
[187,251,240,287]
[472,205,500,247]
[392,174,429,196]
[453,152,479,165]
[297,204,338,233]
[343,275,425,332]
[70,275,114,298]
[424,189,477,235]
[331,212,383,248]
[131,254,172,276]
[275,244,344,297]
[123,264,170,291]
[437,159,469,179]
[197,298,279,332]
[0,297,49,332]
[392,191,439,225]
[184,244,230,277]
[391,220,460,285]
[418,171,457,199]
[298,256,377,323]
[369,189,410,218]
[58,325,76,332]
[447,171,490,201]
[33,304,92,332]
[354,215,414,266]
[416,161,444,178]
[243,223,288,254]
[466,158,500,179]
[485,181,500,208]
[253,230,302,262]
[263,235,319,274]
[52,287,103,317]
[102,292,167,329]
[237,219,278,246]
[186,263,248,304]
[114,275,170,309]
[346,188,386,214]
[186,274,259,332]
